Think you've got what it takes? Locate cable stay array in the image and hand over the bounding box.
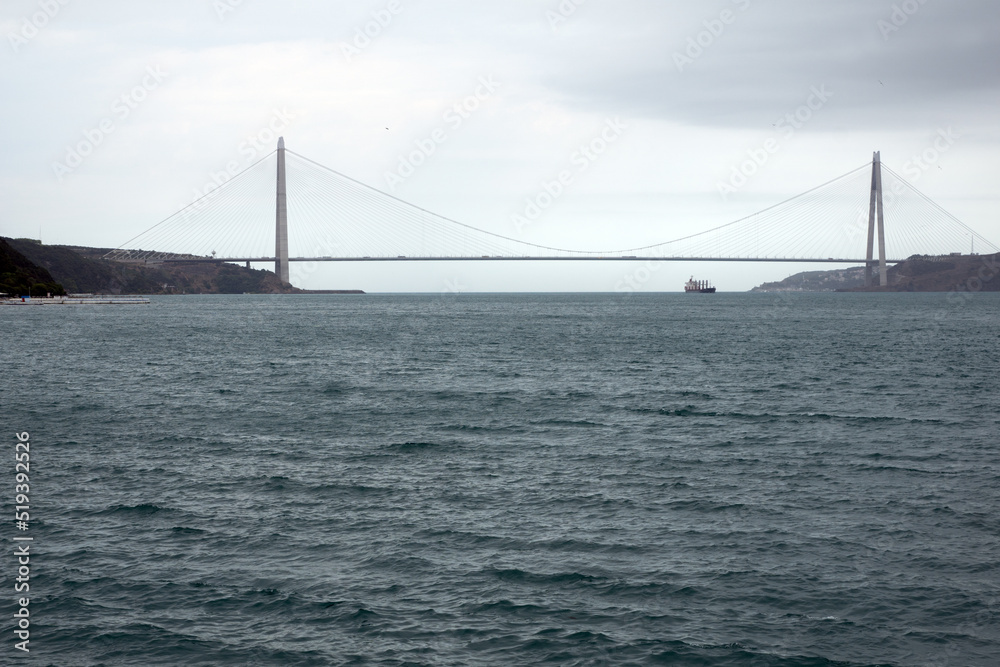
[104,149,997,264]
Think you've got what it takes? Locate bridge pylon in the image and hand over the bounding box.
[865,151,888,287]
[275,136,289,284]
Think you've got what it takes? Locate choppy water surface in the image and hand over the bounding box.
[4,293,999,666]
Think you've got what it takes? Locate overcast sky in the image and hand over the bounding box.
[1,0,997,292]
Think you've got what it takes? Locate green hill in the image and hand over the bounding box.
[0,238,66,296]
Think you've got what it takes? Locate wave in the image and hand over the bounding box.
[103,503,172,516]
[627,405,950,425]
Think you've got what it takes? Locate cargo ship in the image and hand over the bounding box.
[684,277,716,293]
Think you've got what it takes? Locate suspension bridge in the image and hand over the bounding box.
[105,138,997,288]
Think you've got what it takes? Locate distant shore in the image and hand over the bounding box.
[752,252,1000,293]
[2,237,365,295]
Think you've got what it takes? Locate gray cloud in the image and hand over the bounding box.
[1,0,997,291]
[526,0,1000,128]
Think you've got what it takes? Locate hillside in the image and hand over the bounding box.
[751,254,1000,293]
[0,237,66,296]
[841,253,1000,292]
[4,238,301,295]
[751,266,867,292]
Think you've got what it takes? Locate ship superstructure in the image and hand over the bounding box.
[684,277,716,293]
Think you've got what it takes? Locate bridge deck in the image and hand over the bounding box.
[158,256,900,264]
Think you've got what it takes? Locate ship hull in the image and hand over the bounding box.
[684,277,716,293]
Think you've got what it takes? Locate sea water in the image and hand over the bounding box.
[2,293,999,665]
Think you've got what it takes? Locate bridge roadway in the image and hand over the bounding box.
[159,256,902,264]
